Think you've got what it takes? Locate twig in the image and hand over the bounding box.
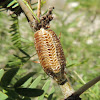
[17,0,34,22]
[37,0,41,18]
[17,0,54,31]
[65,73,100,100]
[17,0,40,31]
[73,70,96,97]
[22,0,40,22]
[59,79,74,99]
[73,75,100,97]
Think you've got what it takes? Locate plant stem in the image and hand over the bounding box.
[17,0,34,22]
[22,0,40,22]
[37,0,41,18]
[60,81,74,99]
[73,75,100,97]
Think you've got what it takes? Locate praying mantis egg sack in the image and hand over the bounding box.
[34,28,66,81]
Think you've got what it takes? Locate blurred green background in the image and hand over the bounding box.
[0,0,100,100]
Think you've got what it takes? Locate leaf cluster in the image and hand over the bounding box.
[0,68,55,100]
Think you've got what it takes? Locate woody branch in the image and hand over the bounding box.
[17,0,34,22]
[73,75,100,97]
[37,0,41,18]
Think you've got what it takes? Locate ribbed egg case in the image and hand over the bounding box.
[34,28,66,84]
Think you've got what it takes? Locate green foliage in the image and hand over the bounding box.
[0,69,4,80]
[15,88,44,97]
[0,67,19,87]
[7,0,18,8]
[0,91,8,100]
[10,14,21,48]
[14,72,36,88]
[47,86,55,100]
[0,67,54,100]
[29,75,42,88]
[38,80,52,100]
[5,14,32,68]
[0,0,22,15]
